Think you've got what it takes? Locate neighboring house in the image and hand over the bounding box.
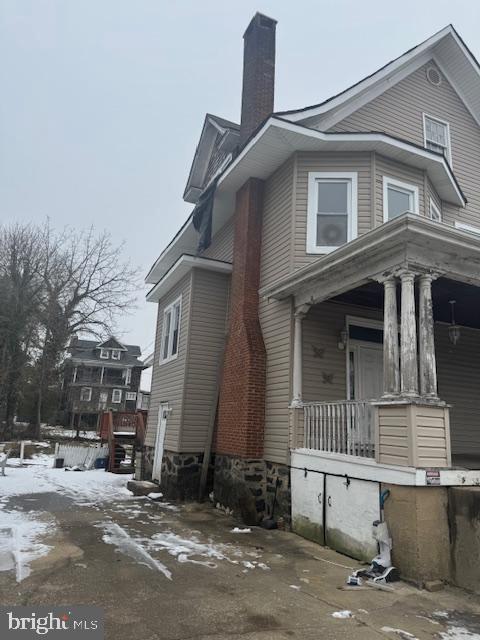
[63,337,145,428]
[144,14,480,587]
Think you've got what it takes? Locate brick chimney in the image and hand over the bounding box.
[239,13,277,146]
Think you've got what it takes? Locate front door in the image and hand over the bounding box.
[152,403,168,482]
[356,344,383,400]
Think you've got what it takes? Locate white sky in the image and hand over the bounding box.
[1,0,480,386]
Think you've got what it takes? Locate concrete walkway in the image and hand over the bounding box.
[1,489,480,640]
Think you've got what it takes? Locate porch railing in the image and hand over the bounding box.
[303,400,375,458]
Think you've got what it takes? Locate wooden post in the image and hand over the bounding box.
[418,273,438,398]
[400,271,419,396]
[382,276,400,397]
[292,304,309,407]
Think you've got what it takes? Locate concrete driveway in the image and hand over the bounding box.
[1,469,480,639]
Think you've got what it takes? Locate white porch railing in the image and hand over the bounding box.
[303,401,375,458]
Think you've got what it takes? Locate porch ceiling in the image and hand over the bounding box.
[261,213,480,308]
[334,278,480,329]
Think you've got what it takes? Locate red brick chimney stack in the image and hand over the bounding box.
[239,13,277,146]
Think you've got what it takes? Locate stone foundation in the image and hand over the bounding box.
[160,451,204,501]
[142,446,155,481]
[214,454,291,526]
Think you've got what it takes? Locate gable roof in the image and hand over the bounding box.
[276,25,480,130]
[97,337,127,351]
[183,113,240,204]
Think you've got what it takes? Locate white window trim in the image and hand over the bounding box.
[429,198,442,222]
[159,295,182,365]
[125,368,132,384]
[454,221,480,235]
[112,389,122,403]
[100,348,109,359]
[306,171,358,254]
[382,176,420,223]
[422,113,452,166]
[111,349,120,360]
[80,387,92,402]
[126,391,137,401]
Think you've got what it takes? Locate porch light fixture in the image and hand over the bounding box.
[448,300,461,345]
[338,327,348,351]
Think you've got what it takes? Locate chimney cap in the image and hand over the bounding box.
[243,12,277,38]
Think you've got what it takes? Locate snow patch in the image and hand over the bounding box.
[439,628,480,640]
[99,523,172,580]
[332,611,353,619]
[381,627,419,640]
[231,527,251,534]
[0,511,52,582]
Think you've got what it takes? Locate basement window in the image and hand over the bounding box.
[160,296,182,364]
[306,172,358,254]
[383,177,419,222]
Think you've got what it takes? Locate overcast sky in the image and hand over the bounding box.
[1,0,479,384]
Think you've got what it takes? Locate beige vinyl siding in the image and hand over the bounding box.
[201,220,234,262]
[294,152,371,271]
[302,302,382,402]
[181,269,230,451]
[330,61,480,228]
[375,155,426,222]
[145,273,191,451]
[259,157,295,464]
[435,323,480,455]
[377,405,410,466]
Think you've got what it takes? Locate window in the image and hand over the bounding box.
[307,172,358,254]
[100,348,109,359]
[455,221,480,236]
[423,114,451,165]
[429,198,442,222]
[125,368,132,384]
[160,296,182,363]
[111,349,121,360]
[112,389,122,403]
[126,392,137,401]
[80,387,92,402]
[383,177,419,222]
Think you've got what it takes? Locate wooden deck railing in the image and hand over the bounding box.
[303,400,375,458]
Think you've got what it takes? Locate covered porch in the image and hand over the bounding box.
[263,213,480,476]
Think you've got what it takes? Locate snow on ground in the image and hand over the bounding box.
[41,426,100,440]
[1,456,132,504]
[0,453,134,582]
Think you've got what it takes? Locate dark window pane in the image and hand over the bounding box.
[349,325,384,344]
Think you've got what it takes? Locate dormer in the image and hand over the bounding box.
[96,337,127,361]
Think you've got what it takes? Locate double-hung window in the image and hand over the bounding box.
[307,172,358,254]
[112,389,122,403]
[423,114,452,165]
[429,198,442,222]
[383,177,419,222]
[160,296,182,364]
[80,387,92,402]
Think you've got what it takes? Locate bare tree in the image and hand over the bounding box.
[0,222,138,440]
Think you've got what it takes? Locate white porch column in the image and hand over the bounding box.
[400,271,419,396]
[100,367,104,384]
[291,304,309,407]
[418,273,438,398]
[382,276,400,397]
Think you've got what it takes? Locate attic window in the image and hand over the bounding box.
[100,348,109,359]
[423,114,452,165]
[111,349,121,360]
[426,66,442,86]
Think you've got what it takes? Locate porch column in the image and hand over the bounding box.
[382,276,400,397]
[400,271,419,396]
[418,273,438,398]
[291,304,309,407]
